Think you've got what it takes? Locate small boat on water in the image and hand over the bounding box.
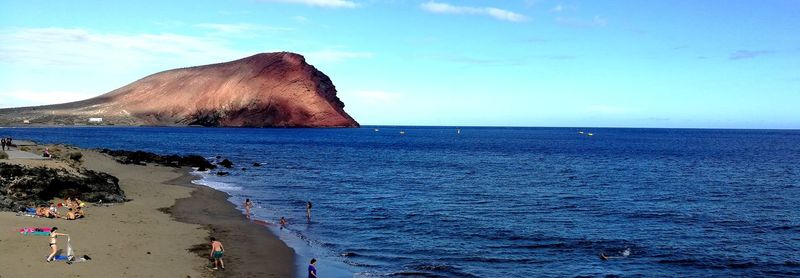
[399,131,405,135]
[578,131,585,134]
[374,128,379,132]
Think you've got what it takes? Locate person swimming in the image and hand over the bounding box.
[306,201,313,221]
[599,248,631,260]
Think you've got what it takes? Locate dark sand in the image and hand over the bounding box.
[168,173,297,277]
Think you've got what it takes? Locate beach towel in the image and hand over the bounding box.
[21,231,50,236]
[50,236,74,261]
[19,227,52,233]
[18,208,37,217]
[19,227,50,236]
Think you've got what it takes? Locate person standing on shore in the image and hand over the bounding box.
[1,138,6,150]
[308,258,318,278]
[306,201,313,222]
[46,227,68,262]
[209,237,225,270]
[244,198,253,219]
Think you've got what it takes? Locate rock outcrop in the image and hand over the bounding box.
[0,52,359,127]
[99,149,216,171]
[0,163,125,211]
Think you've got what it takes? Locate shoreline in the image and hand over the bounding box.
[167,170,297,277]
[0,146,296,277]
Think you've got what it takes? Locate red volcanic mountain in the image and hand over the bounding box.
[0,52,359,127]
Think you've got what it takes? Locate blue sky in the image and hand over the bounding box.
[1,0,798,128]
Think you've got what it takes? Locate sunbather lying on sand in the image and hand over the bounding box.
[63,208,77,220]
[36,206,57,218]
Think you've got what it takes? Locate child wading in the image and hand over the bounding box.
[209,237,225,270]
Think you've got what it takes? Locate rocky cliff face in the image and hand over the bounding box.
[0,52,359,127]
[0,163,125,211]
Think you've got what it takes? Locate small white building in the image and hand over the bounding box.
[88,118,103,123]
[23,120,30,124]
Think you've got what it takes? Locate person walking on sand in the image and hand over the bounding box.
[244,198,253,219]
[306,201,313,221]
[1,138,5,150]
[308,258,318,278]
[209,237,225,270]
[46,227,68,262]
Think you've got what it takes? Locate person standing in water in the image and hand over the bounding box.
[46,227,68,262]
[244,198,253,219]
[306,201,313,222]
[209,237,225,270]
[308,258,318,278]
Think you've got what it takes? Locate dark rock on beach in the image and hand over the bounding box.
[252,162,262,167]
[100,149,216,170]
[219,159,233,168]
[216,171,230,176]
[0,163,125,212]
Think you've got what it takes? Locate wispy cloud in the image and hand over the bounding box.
[259,0,358,8]
[0,90,95,108]
[420,1,528,22]
[0,27,245,68]
[729,49,774,60]
[550,4,576,13]
[303,50,373,63]
[556,15,607,28]
[195,23,292,34]
[292,16,309,23]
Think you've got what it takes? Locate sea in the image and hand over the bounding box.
[3,126,799,277]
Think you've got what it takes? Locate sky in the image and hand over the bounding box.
[1,0,798,128]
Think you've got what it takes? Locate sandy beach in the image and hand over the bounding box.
[0,147,295,277]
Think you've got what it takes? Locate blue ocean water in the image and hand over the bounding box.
[3,126,799,277]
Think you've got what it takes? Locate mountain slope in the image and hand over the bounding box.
[0,52,359,127]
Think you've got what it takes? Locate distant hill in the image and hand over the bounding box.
[0,52,359,127]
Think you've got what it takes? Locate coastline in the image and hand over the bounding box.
[0,147,296,277]
[167,171,296,277]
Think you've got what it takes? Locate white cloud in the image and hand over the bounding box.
[550,4,577,13]
[0,90,95,108]
[420,1,527,22]
[195,23,292,34]
[0,27,246,68]
[259,0,358,8]
[304,50,373,63]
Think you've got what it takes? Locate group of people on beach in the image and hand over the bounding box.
[35,197,86,220]
[241,198,320,277]
[243,198,314,227]
[1,137,12,150]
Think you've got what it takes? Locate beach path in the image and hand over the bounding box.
[5,148,47,159]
